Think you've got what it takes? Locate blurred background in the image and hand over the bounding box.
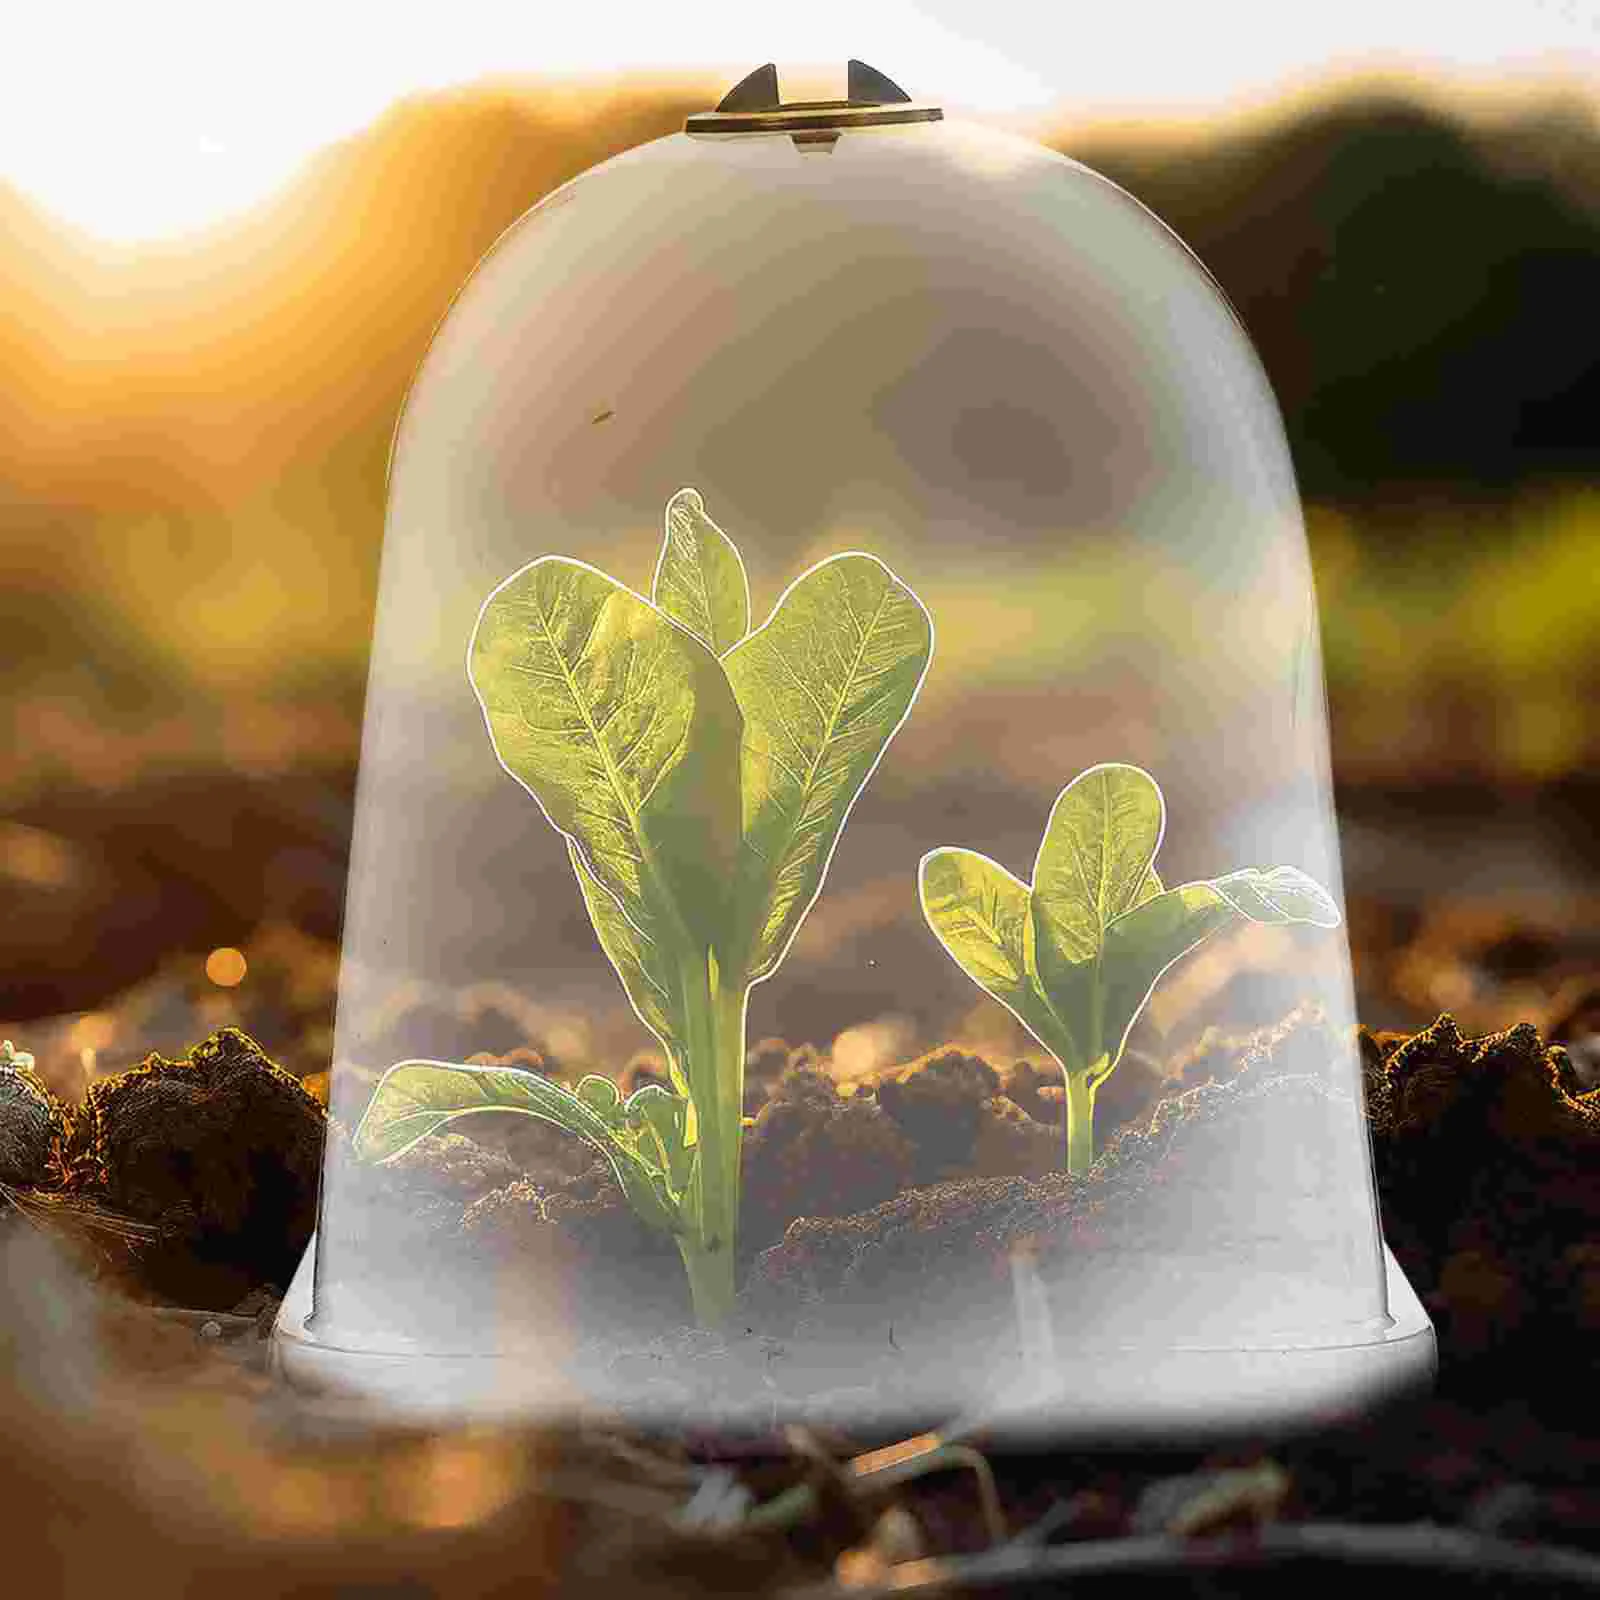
[3,2,1597,1096]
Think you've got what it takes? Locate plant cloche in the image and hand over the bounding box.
[273,61,1435,1436]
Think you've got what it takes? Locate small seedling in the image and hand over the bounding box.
[355,489,933,1323]
[919,762,1340,1175]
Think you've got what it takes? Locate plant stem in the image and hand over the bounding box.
[676,949,748,1325]
[1063,1068,1098,1177]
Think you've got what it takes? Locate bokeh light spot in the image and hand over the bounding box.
[206,947,249,987]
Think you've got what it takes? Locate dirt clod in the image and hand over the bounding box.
[744,1038,824,1116]
[740,1071,916,1261]
[873,1047,997,1170]
[0,1051,64,1189]
[63,1027,324,1306]
[1362,1013,1600,1406]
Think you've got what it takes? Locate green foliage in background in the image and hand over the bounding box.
[355,489,933,1323]
[920,763,1341,1175]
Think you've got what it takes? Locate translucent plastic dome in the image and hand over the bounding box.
[274,67,1434,1435]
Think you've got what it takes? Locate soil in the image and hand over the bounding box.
[8,1004,1595,1397]
[1361,1014,1600,1388]
[0,1049,60,1187]
[10,1027,325,1307]
[3,761,1600,1592]
[288,1001,1387,1428]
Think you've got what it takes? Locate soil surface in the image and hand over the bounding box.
[6,1005,1595,1399]
[4,877,1600,1591]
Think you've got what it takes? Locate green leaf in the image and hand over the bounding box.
[651,488,751,656]
[918,848,1031,1000]
[353,1059,679,1232]
[575,1073,623,1122]
[1097,881,1237,1080]
[1030,763,1165,991]
[723,553,933,980]
[919,847,1085,1069]
[1094,864,1340,1080]
[1211,865,1342,929]
[568,839,687,1092]
[625,1083,695,1193]
[1134,865,1164,907]
[918,758,1345,1178]
[469,556,743,953]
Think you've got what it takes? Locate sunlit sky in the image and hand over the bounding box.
[4,0,1597,242]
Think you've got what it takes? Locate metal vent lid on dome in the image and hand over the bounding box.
[685,59,943,138]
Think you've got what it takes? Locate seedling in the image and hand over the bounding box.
[920,763,1340,1176]
[355,489,933,1323]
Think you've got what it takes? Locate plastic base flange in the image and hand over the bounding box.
[271,1236,1436,1437]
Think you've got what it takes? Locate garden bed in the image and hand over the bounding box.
[4,988,1599,1593]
